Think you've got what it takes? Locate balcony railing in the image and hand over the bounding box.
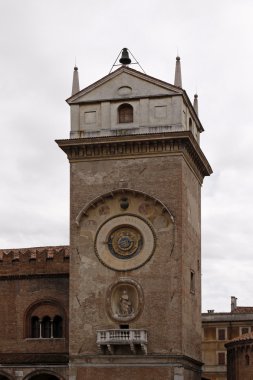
[97,329,147,354]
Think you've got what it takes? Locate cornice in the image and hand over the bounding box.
[56,131,212,183]
[0,352,68,364]
[70,353,203,370]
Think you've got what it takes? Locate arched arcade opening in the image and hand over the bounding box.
[27,375,60,380]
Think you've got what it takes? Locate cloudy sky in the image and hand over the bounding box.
[1,0,253,312]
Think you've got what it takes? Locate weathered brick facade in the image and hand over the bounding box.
[0,247,69,380]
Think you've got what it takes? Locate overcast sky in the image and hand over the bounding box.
[1,0,253,312]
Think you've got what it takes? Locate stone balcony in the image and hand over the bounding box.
[97,329,147,355]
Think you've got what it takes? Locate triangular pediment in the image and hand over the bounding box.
[67,67,183,104]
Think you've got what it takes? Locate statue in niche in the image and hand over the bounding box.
[119,290,133,316]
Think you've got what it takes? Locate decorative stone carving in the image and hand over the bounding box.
[106,278,144,322]
[108,226,142,259]
[119,290,133,316]
[76,188,174,226]
[117,86,132,96]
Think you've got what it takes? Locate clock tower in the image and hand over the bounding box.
[57,49,212,380]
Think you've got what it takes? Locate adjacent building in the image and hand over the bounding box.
[202,296,253,380]
[0,246,69,380]
[226,330,253,380]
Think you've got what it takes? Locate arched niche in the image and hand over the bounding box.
[76,188,174,226]
[76,188,175,270]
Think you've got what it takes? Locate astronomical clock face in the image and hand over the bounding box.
[95,214,156,271]
[107,225,142,259]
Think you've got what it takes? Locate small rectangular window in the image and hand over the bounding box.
[217,328,226,340]
[120,324,129,329]
[190,270,195,293]
[240,327,250,335]
[218,352,226,365]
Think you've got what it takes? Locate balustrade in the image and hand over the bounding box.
[97,329,147,354]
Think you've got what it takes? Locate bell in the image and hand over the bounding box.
[119,48,131,65]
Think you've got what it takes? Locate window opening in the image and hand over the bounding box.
[189,117,193,130]
[218,352,226,365]
[41,316,51,338]
[53,315,63,338]
[190,270,195,293]
[31,316,40,338]
[218,328,226,341]
[118,104,133,123]
[241,327,250,335]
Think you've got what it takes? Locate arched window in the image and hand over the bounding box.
[31,316,40,338]
[53,316,63,338]
[118,104,133,123]
[41,316,51,338]
[25,299,66,339]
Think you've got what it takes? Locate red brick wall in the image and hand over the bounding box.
[0,247,69,365]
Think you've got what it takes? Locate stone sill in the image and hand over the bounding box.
[25,338,65,341]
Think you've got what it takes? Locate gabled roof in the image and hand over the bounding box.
[66,65,204,132]
[66,66,183,104]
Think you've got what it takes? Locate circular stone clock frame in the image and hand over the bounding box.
[94,214,156,271]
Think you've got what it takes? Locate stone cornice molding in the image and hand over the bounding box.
[70,353,203,369]
[0,352,68,364]
[56,131,212,184]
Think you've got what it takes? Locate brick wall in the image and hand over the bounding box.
[0,246,69,365]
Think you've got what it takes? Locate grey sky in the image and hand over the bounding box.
[1,0,253,312]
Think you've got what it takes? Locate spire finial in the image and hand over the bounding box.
[194,93,199,116]
[71,63,80,95]
[174,56,182,88]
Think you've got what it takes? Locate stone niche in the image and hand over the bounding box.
[106,278,144,323]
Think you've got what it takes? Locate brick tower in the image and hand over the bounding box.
[57,49,212,380]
